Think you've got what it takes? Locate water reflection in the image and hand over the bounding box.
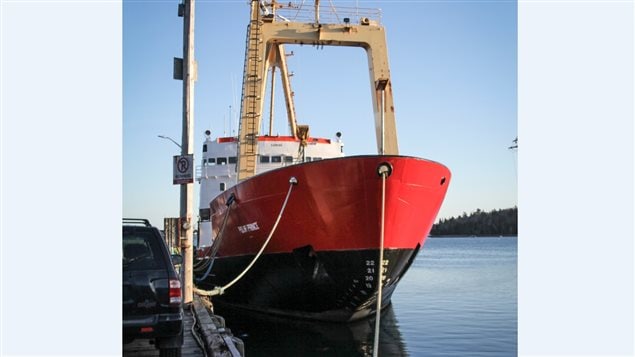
[212,238,517,356]
[215,303,408,356]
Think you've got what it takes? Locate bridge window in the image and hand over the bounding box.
[271,156,282,163]
[207,158,215,164]
[217,157,227,165]
[313,157,322,161]
[203,144,207,153]
[305,157,312,162]
[260,156,270,163]
[220,183,226,191]
[284,156,293,163]
[228,156,237,164]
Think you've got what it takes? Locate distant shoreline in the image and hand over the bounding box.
[429,235,518,238]
[430,207,517,237]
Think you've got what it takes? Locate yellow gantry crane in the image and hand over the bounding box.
[237,0,399,181]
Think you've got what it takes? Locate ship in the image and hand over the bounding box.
[193,0,450,322]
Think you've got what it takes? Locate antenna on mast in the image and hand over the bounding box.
[508,137,518,150]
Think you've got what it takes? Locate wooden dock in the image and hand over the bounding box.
[124,296,243,357]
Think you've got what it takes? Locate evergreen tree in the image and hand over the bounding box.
[430,207,517,236]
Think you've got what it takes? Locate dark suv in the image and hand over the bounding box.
[123,218,184,357]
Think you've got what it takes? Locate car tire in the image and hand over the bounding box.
[159,347,182,357]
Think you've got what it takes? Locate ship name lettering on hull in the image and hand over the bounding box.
[238,222,260,234]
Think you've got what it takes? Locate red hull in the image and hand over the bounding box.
[207,155,450,257]
[195,155,450,321]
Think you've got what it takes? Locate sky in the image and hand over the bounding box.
[123,0,517,228]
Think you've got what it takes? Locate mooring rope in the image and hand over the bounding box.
[373,163,391,357]
[194,176,298,297]
[189,303,208,357]
[194,194,236,274]
[193,256,209,271]
[195,197,235,281]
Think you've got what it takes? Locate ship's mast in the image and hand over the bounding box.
[265,43,299,136]
[268,66,276,136]
[237,0,398,181]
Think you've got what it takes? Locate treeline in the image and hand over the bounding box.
[430,207,517,237]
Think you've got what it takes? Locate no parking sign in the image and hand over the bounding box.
[173,154,194,184]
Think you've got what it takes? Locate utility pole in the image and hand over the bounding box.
[178,0,196,305]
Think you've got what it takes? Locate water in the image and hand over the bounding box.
[218,237,517,356]
[392,237,517,356]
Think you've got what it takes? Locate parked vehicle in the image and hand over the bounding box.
[123,218,184,357]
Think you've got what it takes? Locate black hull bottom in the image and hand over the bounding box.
[195,246,420,322]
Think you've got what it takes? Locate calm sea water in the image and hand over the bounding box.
[218,237,517,356]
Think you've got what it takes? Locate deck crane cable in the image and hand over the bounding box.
[194,176,298,297]
[327,0,341,23]
[291,0,306,21]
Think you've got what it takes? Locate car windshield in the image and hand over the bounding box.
[123,229,166,270]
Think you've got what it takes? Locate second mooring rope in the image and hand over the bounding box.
[373,163,391,357]
[195,195,235,281]
[194,176,298,297]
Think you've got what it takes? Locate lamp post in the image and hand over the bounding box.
[158,135,182,149]
[177,0,196,306]
[171,0,196,306]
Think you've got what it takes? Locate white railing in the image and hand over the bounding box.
[196,165,235,180]
[273,2,382,25]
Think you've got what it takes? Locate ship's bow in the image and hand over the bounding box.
[196,155,451,321]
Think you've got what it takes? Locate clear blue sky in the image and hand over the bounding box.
[123,0,517,227]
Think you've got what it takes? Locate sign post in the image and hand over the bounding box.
[174,0,196,305]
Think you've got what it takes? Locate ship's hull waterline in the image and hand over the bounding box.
[195,155,451,322]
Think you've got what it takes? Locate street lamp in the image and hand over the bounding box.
[158,135,182,149]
